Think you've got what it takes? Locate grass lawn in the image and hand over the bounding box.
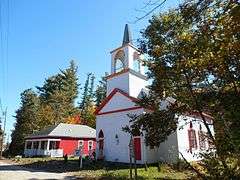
[12,157,196,179]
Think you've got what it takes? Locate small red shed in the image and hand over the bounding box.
[24,123,96,157]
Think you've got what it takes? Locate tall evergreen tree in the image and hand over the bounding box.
[9,89,40,155]
[79,73,96,128]
[95,73,107,107]
[86,74,95,107]
[79,73,91,110]
[37,61,79,125]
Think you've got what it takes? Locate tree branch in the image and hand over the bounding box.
[179,152,206,179]
[131,0,167,24]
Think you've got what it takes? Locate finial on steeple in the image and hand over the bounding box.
[122,24,132,45]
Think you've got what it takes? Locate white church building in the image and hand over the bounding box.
[95,24,214,164]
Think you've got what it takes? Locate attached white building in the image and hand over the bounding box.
[95,24,214,164]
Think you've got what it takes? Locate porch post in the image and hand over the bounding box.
[24,141,27,150]
[47,140,50,150]
[38,141,41,150]
[31,141,34,149]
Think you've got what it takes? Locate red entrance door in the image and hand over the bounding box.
[134,137,141,160]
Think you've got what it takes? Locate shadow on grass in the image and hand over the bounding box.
[10,159,195,179]
[18,159,133,173]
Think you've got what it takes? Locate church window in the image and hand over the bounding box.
[115,59,124,73]
[207,133,214,150]
[133,52,141,72]
[188,122,197,153]
[98,130,104,138]
[114,50,125,73]
[98,130,104,152]
[198,125,206,150]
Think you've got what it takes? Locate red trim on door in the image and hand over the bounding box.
[134,137,141,160]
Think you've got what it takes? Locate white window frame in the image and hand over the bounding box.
[78,140,84,149]
[88,140,94,151]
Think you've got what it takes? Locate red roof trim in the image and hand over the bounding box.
[97,106,143,116]
[185,111,213,123]
[106,68,130,80]
[95,88,139,115]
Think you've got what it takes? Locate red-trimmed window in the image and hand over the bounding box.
[198,125,206,150]
[198,131,206,150]
[207,133,215,149]
[188,122,197,153]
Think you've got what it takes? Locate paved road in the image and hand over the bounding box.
[0,161,76,180]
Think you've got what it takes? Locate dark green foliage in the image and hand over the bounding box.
[79,73,96,128]
[95,73,107,107]
[9,89,40,155]
[37,60,79,125]
[128,0,239,178]
[10,61,80,155]
[79,73,91,110]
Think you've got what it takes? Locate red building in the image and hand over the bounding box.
[24,123,96,157]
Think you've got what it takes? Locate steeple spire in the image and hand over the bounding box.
[122,24,132,45]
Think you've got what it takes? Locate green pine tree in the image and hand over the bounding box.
[95,73,107,107]
[79,73,91,110]
[37,61,79,125]
[9,89,40,155]
[79,73,96,128]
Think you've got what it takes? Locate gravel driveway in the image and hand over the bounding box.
[0,161,77,180]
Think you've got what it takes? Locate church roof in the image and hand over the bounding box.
[95,88,140,115]
[122,24,132,45]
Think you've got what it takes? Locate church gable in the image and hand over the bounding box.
[95,88,142,115]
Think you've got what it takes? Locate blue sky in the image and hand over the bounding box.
[0,0,180,141]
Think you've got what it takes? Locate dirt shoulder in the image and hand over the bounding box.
[0,160,76,180]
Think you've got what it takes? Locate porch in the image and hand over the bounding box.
[24,139,63,157]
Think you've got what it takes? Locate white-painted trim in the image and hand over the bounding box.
[26,139,61,142]
[78,140,84,149]
[88,140,94,151]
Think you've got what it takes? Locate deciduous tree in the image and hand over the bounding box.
[127,0,240,178]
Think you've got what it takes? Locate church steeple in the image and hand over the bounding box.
[107,24,147,98]
[122,24,132,45]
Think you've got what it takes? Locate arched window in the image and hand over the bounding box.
[188,122,197,153]
[98,130,104,159]
[198,125,206,150]
[98,130,104,138]
[114,50,125,73]
[115,59,124,73]
[133,52,141,72]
